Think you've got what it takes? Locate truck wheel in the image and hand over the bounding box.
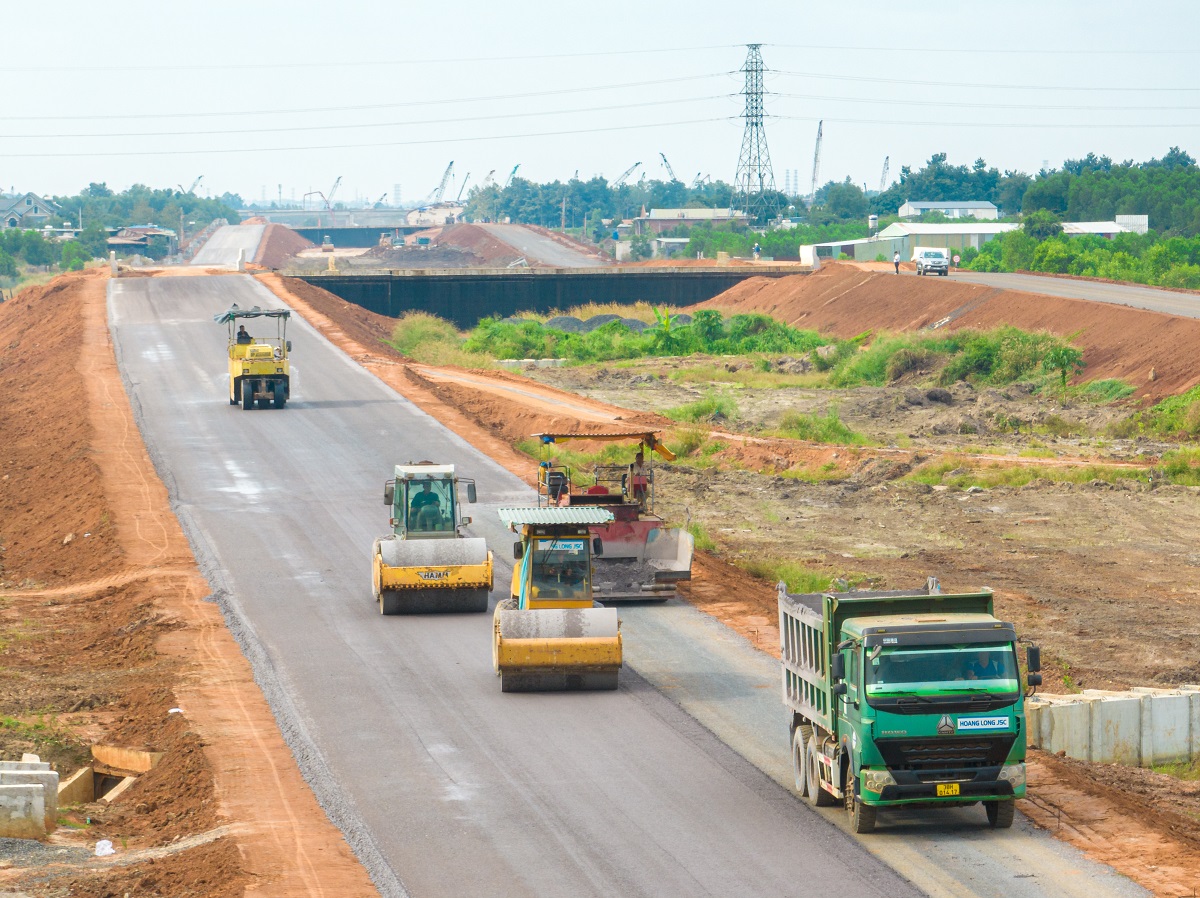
[273,387,286,409]
[849,797,877,834]
[985,800,1015,828]
[806,739,836,807]
[241,379,254,410]
[791,728,809,798]
[847,784,877,833]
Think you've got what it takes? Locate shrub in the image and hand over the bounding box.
[664,392,738,424]
[777,408,871,445]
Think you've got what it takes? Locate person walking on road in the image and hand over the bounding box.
[893,251,901,274]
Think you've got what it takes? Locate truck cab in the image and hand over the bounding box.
[780,580,1040,833]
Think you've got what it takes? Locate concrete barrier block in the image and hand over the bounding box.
[1028,695,1092,758]
[1,770,59,832]
[0,784,46,839]
[0,761,51,772]
[1140,692,1194,764]
[1089,695,1143,765]
[57,767,94,806]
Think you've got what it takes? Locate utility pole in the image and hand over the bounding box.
[732,44,776,223]
[561,195,567,233]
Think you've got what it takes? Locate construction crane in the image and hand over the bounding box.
[808,120,823,204]
[425,161,454,204]
[177,175,203,195]
[455,172,471,203]
[481,169,497,189]
[572,169,579,181]
[502,164,521,189]
[375,192,388,208]
[659,152,678,182]
[690,171,703,188]
[612,161,641,188]
[637,171,647,186]
[304,175,342,227]
[879,156,890,193]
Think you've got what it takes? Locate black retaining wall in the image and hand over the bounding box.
[294,268,797,329]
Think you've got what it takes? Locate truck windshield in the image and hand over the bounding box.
[531,538,590,601]
[866,643,1017,692]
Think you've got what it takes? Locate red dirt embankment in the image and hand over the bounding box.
[438,223,525,266]
[253,223,315,269]
[693,262,1200,403]
[0,269,375,896]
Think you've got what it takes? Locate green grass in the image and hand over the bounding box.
[686,522,717,552]
[663,392,738,424]
[1075,379,1135,403]
[774,408,873,445]
[1139,385,1200,438]
[735,557,863,593]
[386,311,493,367]
[1150,758,1200,781]
[1158,447,1200,486]
[907,458,1150,490]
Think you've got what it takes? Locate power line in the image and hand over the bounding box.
[0,44,741,73]
[0,117,734,159]
[771,91,1200,112]
[0,72,733,122]
[3,94,733,140]
[767,42,1197,56]
[771,69,1200,92]
[772,113,1200,129]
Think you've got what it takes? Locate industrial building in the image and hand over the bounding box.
[898,200,999,220]
[632,208,747,236]
[805,220,1130,261]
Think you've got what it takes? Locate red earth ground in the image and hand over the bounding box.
[3,263,1200,895]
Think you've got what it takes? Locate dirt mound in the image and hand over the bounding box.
[693,262,1199,403]
[439,222,524,266]
[253,223,315,269]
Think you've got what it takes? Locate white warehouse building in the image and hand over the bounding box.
[898,200,999,220]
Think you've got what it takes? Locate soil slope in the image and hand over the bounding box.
[693,262,1200,403]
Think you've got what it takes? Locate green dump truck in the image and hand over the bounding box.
[779,577,1041,833]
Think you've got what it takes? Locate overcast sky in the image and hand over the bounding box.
[6,0,1197,207]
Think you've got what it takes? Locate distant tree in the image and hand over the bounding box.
[1023,209,1064,241]
[61,241,91,271]
[0,249,17,279]
[629,234,653,261]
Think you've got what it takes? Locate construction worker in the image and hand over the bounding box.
[410,481,442,529]
[236,325,252,344]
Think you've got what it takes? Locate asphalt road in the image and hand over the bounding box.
[475,223,601,267]
[108,273,925,898]
[928,269,1200,318]
[190,224,264,267]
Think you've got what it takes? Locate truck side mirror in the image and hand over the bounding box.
[1026,645,1041,673]
[466,483,477,503]
[286,340,292,352]
[830,654,846,681]
[593,538,603,557]
[1027,673,1043,687]
[383,482,394,506]
[832,682,848,697]
[513,542,523,560]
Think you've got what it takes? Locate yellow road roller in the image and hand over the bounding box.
[214,304,292,410]
[372,463,493,614]
[494,506,621,692]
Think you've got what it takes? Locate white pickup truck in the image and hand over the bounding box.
[912,247,950,276]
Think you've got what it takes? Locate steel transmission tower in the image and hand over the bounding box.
[732,44,777,222]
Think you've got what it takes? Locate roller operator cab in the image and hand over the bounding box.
[531,431,693,602]
[494,507,622,692]
[214,304,292,409]
[779,578,1041,833]
[371,463,493,614]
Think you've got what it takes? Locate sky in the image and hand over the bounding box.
[6,0,1198,208]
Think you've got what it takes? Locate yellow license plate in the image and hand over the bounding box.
[936,783,961,797]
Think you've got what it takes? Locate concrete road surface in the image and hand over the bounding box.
[475,223,602,267]
[190,224,264,267]
[927,269,1200,318]
[108,273,1147,898]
